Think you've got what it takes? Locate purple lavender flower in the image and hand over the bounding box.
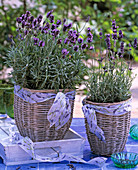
[67,23,72,29]
[37,15,43,23]
[134,38,137,48]
[120,42,124,54]
[57,39,62,44]
[63,25,68,32]
[87,32,93,38]
[22,20,25,28]
[51,29,59,37]
[63,18,66,24]
[38,15,43,20]
[30,16,34,22]
[68,30,73,35]
[119,30,123,39]
[43,22,50,30]
[24,14,27,21]
[16,17,22,23]
[46,10,53,18]
[43,21,46,25]
[21,14,25,20]
[87,27,91,32]
[105,34,111,50]
[111,19,118,40]
[86,16,90,22]
[68,31,73,39]
[39,40,45,47]
[39,26,42,30]
[24,30,28,35]
[64,38,69,44]
[33,37,39,45]
[41,29,45,34]
[99,32,102,39]
[78,38,83,44]
[26,11,31,17]
[112,33,118,40]
[45,30,48,34]
[81,43,88,50]
[129,43,132,50]
[73,45,79,51]
[51,24,56,30]
[57,20,62,26]
[33,19,37,26]
[89,46,94,50]
[70,37,76,44]
[112,19,117,30]
[62,48,69,55]
[49,14,54,23]
[87,37,93,43]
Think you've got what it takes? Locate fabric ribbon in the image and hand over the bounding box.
[6,125,107,167]
[82,98,132,142]
[14,85,75,130]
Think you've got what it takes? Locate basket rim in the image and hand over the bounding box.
[19,87,75,93]
[83,97,132,107]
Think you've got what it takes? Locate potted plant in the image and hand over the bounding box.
[82,19,137,156]
[6,10,92,142]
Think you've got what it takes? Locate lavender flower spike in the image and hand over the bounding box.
[134,38,137,48]
[87,27,91,32]
[105,34,111,50]
[73,45,79,52]
[33,37,39,45]
[46,10,53,18]
[39,40,45,47]
[62,48,69,55]
[99,32,102,39]
[119,30,123,39]
[89,46,94,50]
[78,38,83,44]
[120,42,124,54]
[81,43,88,50]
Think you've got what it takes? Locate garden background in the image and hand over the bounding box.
[0,0,138,117]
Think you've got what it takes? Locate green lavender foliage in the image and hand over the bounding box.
[6,12,88,91]
[86,57,135,103]
[85,20,136,103]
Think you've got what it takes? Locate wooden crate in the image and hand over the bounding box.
[0,121,85,166]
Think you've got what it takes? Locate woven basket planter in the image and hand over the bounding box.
[83,98,131,156]
[14,88,75,142]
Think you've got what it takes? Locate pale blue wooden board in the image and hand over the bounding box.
[0,118,138,170]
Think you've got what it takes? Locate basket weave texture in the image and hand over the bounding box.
[83,98,131,156]
[14,89,75,142]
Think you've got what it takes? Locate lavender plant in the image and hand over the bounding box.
[86,19,137,103]
[6,10,92,91]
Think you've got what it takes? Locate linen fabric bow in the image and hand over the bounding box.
[14,85,75,130]
[82,98,132,142]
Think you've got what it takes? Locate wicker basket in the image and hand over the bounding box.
[14,88,75,142]
[83,98,131,156]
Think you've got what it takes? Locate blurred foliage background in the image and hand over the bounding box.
[0,0,138,82]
